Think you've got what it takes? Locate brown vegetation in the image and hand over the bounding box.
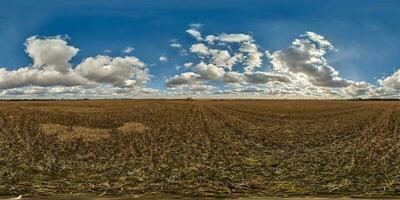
[40,123,110,142]
[0,100,400,197]
[117,122,149,134]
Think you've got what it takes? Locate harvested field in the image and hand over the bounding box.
[0,100,400,198]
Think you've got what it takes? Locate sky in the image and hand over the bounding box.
[1,0,400,99]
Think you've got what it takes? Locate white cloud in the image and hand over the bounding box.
[223,71,244,83]
[210,50,241,70]
[172,27,384,98]
[193,62,225,80]
[239,42,263,72]
[268,32,350,87]
[189,84,215,92]
[189,23,202,29]
[170,40,187,56]
[344,81,375,97]
[204,33,253,44]
[205,35,216,44]
[189,44,243,70]
[25,35,79,74]
[76,55,149,88]
[170,27,294,94]
[244,72,291,84]
[379,69,400,90]
[304,32,334,50]
[0,68,85,90]
[0,36,153,97]
[190,43,209,55]
[159,55,168,62]
[1,85,158,98]
[2,27,397,99]
[185,24,204,41]
[235,86,266,93]
[215,33,253,43]
[183,62,193,68]
[170,43,182,48]
[186,28,202,41]
[175,28,400,98]
[123,46,134,53]
[188,30,262,72]
[165,72,202,88]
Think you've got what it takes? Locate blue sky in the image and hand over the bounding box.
[1,0,400,98]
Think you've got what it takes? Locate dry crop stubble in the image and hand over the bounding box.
[0,100,400,197]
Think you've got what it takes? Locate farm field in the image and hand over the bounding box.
[0,100,400,198]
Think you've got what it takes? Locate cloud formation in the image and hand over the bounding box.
[1,26,400,99]
[379,70,400,90]
[165,26,400,99]
[167,27,295,94]
[76,55,149,87]
[165,72,202,88]
[0,36,152,97]
[25,36,79,73]
[268,32,350,88]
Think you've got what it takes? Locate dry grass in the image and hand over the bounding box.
[40,123,110,142]
[0,99,400,197]
[117,122,148,134]
[38,121,148,142]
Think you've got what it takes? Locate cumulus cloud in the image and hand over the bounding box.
[0,68,85,90]
[223,71,244,83]
[1,85,158,98]
[25,36,79,73]
[165,27,393,98]
[369,69,400,98]
[189,84,215,92]
[0,36,152,96]
[76,55,149,87]
[379,69,400,90]
[344,81,375,97]
[190,43,209,55]
[240,42,263,72]
[165,72,202,87]
[269,32,350,88]
[201,31,264,72]
[189,44,243,69]
[193,62,225,80]
[174,28,400,98]
[244,72,291,84]
[167,27,289,93]
[211,50,242,69]
[3,27,398,99]
[189,43,257,72]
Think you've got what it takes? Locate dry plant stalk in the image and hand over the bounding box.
[0,99,399,197]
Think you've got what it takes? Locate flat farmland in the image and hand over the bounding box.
[0,100,400,198]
